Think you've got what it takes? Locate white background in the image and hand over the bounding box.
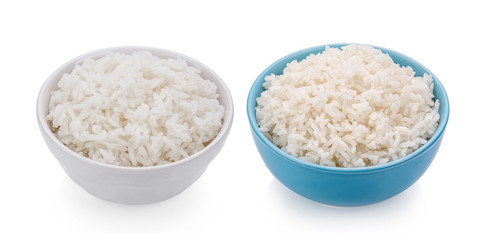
[1,0,488,239]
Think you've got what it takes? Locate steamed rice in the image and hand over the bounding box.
[256,45,440,167]
[47,51,224,167]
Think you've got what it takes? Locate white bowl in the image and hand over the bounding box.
[37,46,234,204]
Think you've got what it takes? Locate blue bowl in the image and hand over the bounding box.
[247,44,449,206]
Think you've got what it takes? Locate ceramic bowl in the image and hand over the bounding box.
[247,44,449,206]
[37,46,234,204]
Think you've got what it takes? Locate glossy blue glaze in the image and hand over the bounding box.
[247,44,449,206]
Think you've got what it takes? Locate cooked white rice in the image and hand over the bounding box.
[47,51,224,167]
[256,45,440,167]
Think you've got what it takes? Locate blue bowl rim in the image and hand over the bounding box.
[247,43,449,174]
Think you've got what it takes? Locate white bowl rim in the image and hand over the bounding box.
[37,46,234,172]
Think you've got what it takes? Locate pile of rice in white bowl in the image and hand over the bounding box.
[256,44,440,167]
[47,51,225,167]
